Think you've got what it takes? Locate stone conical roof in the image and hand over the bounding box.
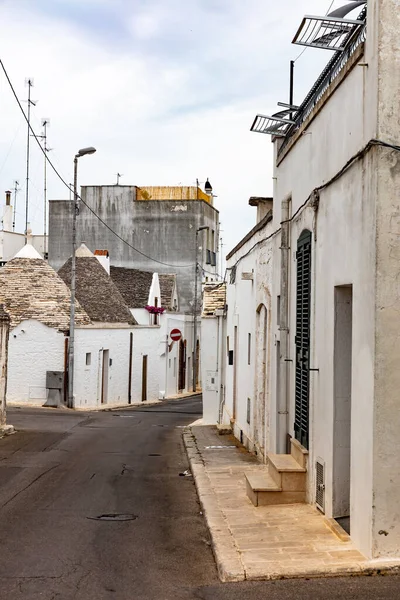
[58,256,136,325]
[0,254,90,331]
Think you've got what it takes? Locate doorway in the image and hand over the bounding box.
[178,339,186,392]
[101,349,109,404]
[294,230,312,449]
[233,325,238,420]
[333,285,353,533]
[141,355,148,402]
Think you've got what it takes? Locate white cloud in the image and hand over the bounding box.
[0,0,348,255]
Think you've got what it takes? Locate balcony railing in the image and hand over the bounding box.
[277,6,367,157]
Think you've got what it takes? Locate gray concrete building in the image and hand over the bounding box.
[49,184,219,313]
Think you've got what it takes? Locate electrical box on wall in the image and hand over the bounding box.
[206,371,218,392]
[46,371,64,390]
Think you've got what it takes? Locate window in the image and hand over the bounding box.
[228,350,234,366]
[169,358,171,369]
[211,229,215,251]
[277,295,281,325]
[86,353,91,366]
[248,333,251,365]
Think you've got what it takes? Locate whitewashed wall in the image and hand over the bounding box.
[266,3,400,558]
[201,315,226,424]
[7,320,65,405]
[224,221,273,455]
[74,326,133,408]
[131,326,160,403]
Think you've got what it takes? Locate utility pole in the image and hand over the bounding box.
[193,225,209,392]
[25,78,36,243]
[12,180,19,232]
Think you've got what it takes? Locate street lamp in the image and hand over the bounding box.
[193,225,209,393]
[68,146,96,408]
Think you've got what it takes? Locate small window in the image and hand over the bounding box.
[169,358,171,368]
[277,295,281,325]
[86,353,91,366]
[247,398,251,424]
[228,350,234,366]
[248,333,251,365]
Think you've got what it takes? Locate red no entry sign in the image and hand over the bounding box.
[170,328,182,342]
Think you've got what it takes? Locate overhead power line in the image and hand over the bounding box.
[0,57,196,269]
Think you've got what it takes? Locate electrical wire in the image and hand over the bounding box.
[0,57,197,270]
[293,0,336,63]
[227,138,400,272]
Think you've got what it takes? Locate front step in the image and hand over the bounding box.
[245,472,281,507]
[246,440,308,507]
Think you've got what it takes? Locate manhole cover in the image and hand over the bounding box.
[87,514,138,522]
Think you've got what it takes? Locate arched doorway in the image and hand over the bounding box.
[255,303,268,453]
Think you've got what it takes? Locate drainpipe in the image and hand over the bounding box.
[277,198,290,454]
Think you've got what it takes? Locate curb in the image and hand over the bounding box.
[182,427,400,583]
[183,427,245,583]
[0,424,15,439]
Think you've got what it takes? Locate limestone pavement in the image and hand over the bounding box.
[183,425,400,582]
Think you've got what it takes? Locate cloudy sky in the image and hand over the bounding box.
[0,0,348,259]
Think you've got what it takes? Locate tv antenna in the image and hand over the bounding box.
[24,78,37,242]
[12,180,20,232]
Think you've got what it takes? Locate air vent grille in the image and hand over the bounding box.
[316,460,325,512]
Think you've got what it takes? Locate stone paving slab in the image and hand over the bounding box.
[183,425,400,582]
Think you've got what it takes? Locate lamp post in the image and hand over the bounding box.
[193,225,209,393]
[68,146,96,408]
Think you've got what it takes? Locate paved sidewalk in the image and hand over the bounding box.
[183,425,400,582]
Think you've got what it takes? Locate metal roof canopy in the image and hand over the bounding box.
[292,14,364,51]
[250,113,296,137]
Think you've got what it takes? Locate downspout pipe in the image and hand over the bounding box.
[277,197,290,453]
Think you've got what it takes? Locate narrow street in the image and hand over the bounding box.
[0,396,398,599]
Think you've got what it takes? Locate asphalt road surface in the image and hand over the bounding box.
[0,396,399,599]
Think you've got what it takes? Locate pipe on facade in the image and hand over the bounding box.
[277,197,290,453]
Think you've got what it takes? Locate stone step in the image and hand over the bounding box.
[290,437,308,469]
[267,453,307,492]
[257,490,306,506]
[245,472,281,507]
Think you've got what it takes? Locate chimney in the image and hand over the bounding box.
[26,223,33,245]
[2,191,13,232]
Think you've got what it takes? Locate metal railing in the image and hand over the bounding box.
[278,7,367,157]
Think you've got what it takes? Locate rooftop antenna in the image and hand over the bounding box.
[12,180,19,232]
[37,118,51,256]
[116,173,123,185]
[24,78,36,243]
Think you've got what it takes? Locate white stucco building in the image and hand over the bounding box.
[215,198,273,457]
[0,191,45,263]
[201,284,226,425]
[205,0,400,562]
[0,244,90,406]
[110,265,197,398]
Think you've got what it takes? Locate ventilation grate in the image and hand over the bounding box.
[316,460,325,512]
